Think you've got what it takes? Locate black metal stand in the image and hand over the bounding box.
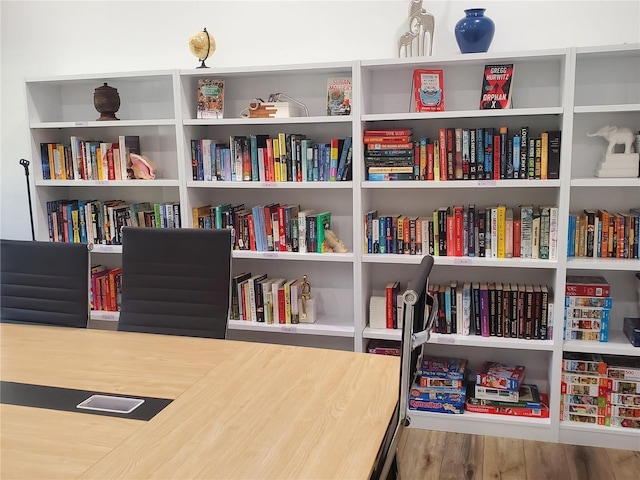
[20,159,35,241]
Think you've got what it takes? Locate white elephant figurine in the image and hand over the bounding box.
[587,125,636,154]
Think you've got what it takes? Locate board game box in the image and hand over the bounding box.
[467,383,542,408]
[465,393,549,418]
[418,356,468,380]
[476,361,525,392]
[562,352,607,375]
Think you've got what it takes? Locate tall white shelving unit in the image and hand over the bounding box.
[23,44,639,450]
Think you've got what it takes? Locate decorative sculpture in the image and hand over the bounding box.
[398,0,435,58]
[323,229,348,253]
[587,125,636,154]
[129,153,157,180]
[587,125,639,178]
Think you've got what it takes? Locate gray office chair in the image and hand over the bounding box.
[0,239,89,327]
[371,255,437,480]
[118,227,232,339]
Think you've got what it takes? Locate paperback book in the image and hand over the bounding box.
[326,78,352,116]
[197,78,225,119]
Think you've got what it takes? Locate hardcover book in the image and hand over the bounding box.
[479,64,514,109]
[413,69,444,112]
[326,77,352,116]
[197,78,225,119]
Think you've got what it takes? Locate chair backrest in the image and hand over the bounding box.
[371,255,437,480]
[0,239,89,327]
[118,227,232,339]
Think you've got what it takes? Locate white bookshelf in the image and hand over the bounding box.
[25,45,640,449]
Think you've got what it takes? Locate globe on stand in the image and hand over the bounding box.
[189,28,216,69]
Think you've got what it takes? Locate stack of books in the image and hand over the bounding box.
[363,129,414,181]
[560,353,608,425]
[564,275,611,342]
[604,355,640,429]
[595,154,639,178]
[472,361,526,404]
[408,356,468,414]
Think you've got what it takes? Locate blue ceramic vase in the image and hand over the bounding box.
[455,8,495,54]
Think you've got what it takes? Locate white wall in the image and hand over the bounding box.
[2,0,639,240]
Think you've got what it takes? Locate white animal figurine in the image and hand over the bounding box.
[587,125,636,154]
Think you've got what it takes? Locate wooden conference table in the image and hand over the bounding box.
[0,323,399,479]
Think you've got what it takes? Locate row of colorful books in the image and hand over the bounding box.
[192,203,334,253]
[90,265,121,312]
[190,134,352,183]
[40,136,140,181]
[564,275,612,343]
[364,204,558,260]
[46,199,180,245]
[231,272,314,324]
[363,127,560,182]
[567,208,640,260]
[561,353,640,429]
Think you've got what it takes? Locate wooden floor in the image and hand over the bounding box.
[398,428,640,480]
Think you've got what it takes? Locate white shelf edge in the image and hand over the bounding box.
[362,179,560,189]
[232,251,354,262]
[89,311,119,322]
[362,254,558,269]
[361,48,569,67]
[180,61,353,76]
[25,69,177,83]
[363,327,401,341]
[362,107,562,122]
[563,330,640,356]
[571,177,640,187]
[183,116,352,126]
[566,258,640,271]
[559,423,640,451]
[187,180,353,189]
[34,180,180,187]
[574,104,640,114]
[227,318,355,337]
[408,411,553,443]
[90,245,122,254]
[30,119,177,129]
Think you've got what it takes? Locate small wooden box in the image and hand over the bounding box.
[248,102,300,118]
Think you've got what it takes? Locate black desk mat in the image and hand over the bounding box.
[0,381,172,421]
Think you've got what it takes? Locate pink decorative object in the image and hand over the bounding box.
[129,153,156,180]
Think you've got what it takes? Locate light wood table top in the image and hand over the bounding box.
[1,323,399,479]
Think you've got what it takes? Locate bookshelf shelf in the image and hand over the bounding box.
[570,178,640,188]
[558,423,640,451]
[563,330,640,356]
[30,119,177,129]
[34,180,180,188]
[183,116,352,126]
[566,258,640,271]
[408,410,553,443]
[574,103,640,114]
[361,179,561,189]
[186,181,353,189]
[89,311,119,322]
[228,317,355,337]
[361,254,558,269]
[232,251,355,262]
[26,44,640,451]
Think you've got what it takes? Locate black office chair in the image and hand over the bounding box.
[0,239,89,327]
[118,227,232,339]
[371,255,437,480]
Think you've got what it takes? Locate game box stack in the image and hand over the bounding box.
[465,380,549,417]
[564,275,611,342]
[603,355,640,429]
[560,352,608,425]
[408,356,468,414]
[472,361,526,404]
